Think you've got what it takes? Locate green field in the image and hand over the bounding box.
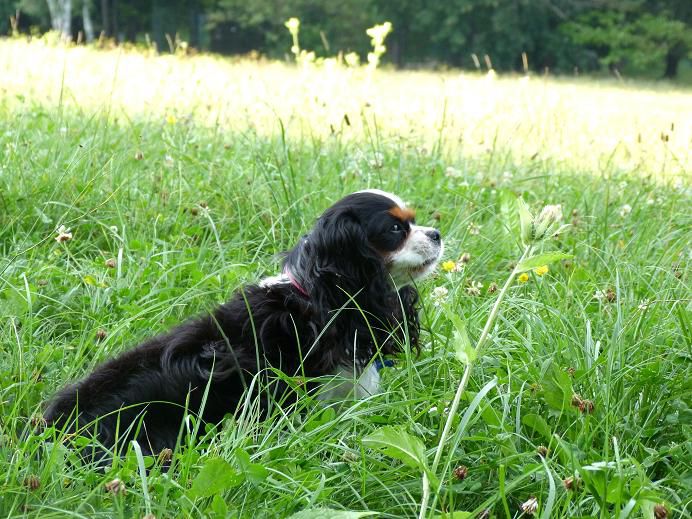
[0,38,690,518]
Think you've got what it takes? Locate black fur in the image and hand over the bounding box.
[44,192,427,458]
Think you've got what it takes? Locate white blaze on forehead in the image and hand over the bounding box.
[355,189,406,209]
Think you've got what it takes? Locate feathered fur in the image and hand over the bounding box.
[44,191,438,459]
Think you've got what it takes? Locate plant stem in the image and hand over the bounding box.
[418,244,533,518]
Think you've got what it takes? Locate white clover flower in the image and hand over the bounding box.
[431,286,449,306]
[445,166,462,178]
[369,152,384,169]
[55,225,72,243]
[466,281,483,296]
[520,496,538,515]
[164,154,174,167]
[619,204,632,217]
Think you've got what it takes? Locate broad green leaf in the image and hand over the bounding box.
[517,197,533,245]
[234,448,268,485]
[363,426,427,471]
[453,330,476,365]
[83,274,98,286]
[288,509,377,519]
[441,306,476,365]
[210,494,228,517]
[516,252,573,273]
[188,457,244,498]
[522,414,552,441]
[541,364,575,412]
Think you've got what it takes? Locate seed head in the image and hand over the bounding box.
[24,475,40,491]
[536,445,550,458]
[571,393,584,408]
[157,448,173,464]
[533,204,563,241]
[563,476,581,491]
[95,329,107,341]
[104,478,126,495]
[459,252,471,264]
[520,496,538,515]
[605,288,616,303]
[134,151,144,160]
[580,399,595,414]
[105,258,117,268]
[452,465,468,480]
[487,282,498,294]
[654,504,668,519]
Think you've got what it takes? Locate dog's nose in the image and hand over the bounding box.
[425,229,441,243]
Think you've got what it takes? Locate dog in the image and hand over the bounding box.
[44,189,443,458]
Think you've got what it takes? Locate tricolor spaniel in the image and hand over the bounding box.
[45,190,442,458]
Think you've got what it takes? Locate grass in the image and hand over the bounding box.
[0,37,690,518]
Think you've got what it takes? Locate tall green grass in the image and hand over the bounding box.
[0,39,689,518]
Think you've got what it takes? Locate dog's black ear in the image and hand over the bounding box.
[310,208,382,281]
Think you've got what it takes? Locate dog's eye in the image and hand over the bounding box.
[390,223,403,233]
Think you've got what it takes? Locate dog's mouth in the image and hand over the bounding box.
[408,256,439,274]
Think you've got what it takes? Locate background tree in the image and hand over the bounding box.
[0,0,689,79]
[560,0,691,78]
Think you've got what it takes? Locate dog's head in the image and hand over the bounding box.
[285,190,443,295]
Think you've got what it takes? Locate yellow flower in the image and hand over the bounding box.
[441,260,456,273]
[533,265,549,276]
[166,114,177,125]
[518,273,529,283]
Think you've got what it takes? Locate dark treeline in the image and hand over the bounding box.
[1,0,690,78]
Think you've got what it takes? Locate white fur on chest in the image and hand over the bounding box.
[317,364,380,401]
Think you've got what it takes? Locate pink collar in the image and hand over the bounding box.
[285,270,309,298]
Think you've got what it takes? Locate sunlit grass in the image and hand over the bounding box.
[1,38,690,181]
[0,38,690,518]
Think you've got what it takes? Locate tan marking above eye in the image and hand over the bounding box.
[388,206,416,221]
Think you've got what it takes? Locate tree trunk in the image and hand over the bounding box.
[82,1,95,42]
[46,0,72,39]
[663,44,684,79]
[100,0,109,36]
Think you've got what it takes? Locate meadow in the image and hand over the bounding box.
[0,37,690,518]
